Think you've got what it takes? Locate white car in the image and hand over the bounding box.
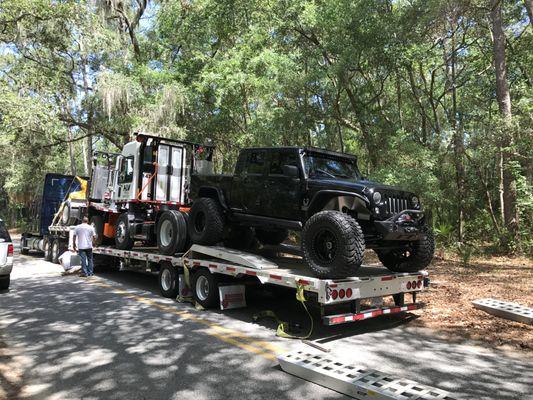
[0,219,13,290]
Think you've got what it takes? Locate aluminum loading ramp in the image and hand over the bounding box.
[278,350,458,400]
[472,298,533,325]
[184,245,279,270]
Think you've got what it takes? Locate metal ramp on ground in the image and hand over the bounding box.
[184,245,279,270]
[472,298,533,325]
[278,350,459,400]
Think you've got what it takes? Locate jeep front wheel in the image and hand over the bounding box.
[375,226,435,273]
[302,211,365,279]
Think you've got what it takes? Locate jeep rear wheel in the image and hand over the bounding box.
[188,198,224,245]
[375,225,435,273]
[302,211,365,279]
[255,228,288,246]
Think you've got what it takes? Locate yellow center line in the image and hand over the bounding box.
[88,279,284,361]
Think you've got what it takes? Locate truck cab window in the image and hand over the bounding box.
[246,151,265,175]
[119,156,134,184]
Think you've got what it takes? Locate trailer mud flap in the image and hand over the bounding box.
[219,285,246,310]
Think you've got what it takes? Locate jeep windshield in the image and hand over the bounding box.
[303,151,362,181]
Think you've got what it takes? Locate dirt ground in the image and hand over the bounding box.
[410,253,533,351]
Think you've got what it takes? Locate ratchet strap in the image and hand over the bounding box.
[253,283,314,339]
[176,263,205,310]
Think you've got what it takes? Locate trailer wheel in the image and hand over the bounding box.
[255,228,288,245]
[43,237,52,261]
[115,213,135,250]
[158,263,180,298]
[51,239,61,264]
[188,198,224,245]
[302,211,365,279]
[224,225,256,250]
[192,269,220,309]
[375,225,435,273]
[157,211,188,255]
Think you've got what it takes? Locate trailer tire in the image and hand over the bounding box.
[115,213,135,250]
[157,211,188,255]
[224,225,256,250]
[375,226,435,273]
[44,237,52,261]
[158,263,180,298]
[302,211,365,279]
[255,228,288,246]
[188,198,224,245]
[192,269,220,309]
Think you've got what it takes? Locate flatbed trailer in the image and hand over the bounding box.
[68,232,429,326]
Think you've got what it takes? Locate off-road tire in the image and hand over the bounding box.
[115,213,135,250]
[375,225,435,273]
[302,211,365,279]
[44,237,52,261]
[0,276,10,290]
[255,228,289,246]
[158,262,180,298]
[157,211,188,255]
[191,269,221,309]
[224,225,256,250]
[188,198,224,245]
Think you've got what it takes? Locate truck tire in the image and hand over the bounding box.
[192,269,220,309]
[0,276,10,290]
[188,198,224,245]
[224,225,256,250]
[44,237,52,261]
[158,263,180,298]
[20,237,29,255]
[51,239,61,264]
[255,228,288,245]
[157,211,188,255]
[302,211,365,279]
[115,213,135,250]
[90,215,106,246]
[375,226,435,273]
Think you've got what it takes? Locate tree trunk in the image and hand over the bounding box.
[524,0,533,29]
[491,0,519,244]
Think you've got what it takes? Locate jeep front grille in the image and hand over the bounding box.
[386,194,409,214]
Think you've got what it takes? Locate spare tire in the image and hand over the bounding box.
[302,211,365,279]
[375,225,435,273]
[157,210,188,255]
[255,228,288,245]
[188,198,224,245]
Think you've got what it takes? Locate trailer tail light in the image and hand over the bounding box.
[412,281,417,289]
[339,289,345,299]
[346,288,353,298]
[7,244,13,256]
[417,280,422,289]
[331,289,338,300]
[406,281,412,290]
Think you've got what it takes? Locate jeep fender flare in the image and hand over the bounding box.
[307,190,370,217]
[197,186,228,210]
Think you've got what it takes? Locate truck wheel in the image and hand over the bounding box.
[20,237,29,255]
[157,211,188,255]
[0,276,10,290]
[302,211,365,279]
[51,239,61,264]
[375,226,435,273]
[158,263,180,298]
[255,228,288,245]
[188,198,224,245]
[90,215,105,246]
[224,225,256,250]
[44,237,52,261]
[192,269,220,309]
[115,213,135,250]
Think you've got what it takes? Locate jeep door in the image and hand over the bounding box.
[231,149,267,215]
[263,149,302,219]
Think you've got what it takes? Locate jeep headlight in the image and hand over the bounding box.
[372,191,382,204]
[412,196,420,209]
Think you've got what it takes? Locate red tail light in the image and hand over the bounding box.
[417,280,422,288]
[346,288,353,298]
[331,289,338,300]
[7,244,14,256]
[412,281,417,289]
[406,281,412,290]
[339,289,345,299]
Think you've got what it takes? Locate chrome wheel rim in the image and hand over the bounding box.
[161,269,172,291]
[116,221,127,242]
[196,275,209,301]
[160,220,173,247]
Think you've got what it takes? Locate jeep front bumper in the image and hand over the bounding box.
[373,210,425,241]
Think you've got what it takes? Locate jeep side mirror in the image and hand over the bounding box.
[282,165,299,178]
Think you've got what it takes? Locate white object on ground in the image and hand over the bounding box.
[472,298,533,325]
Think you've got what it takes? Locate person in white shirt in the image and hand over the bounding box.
[73,216,97,277]
[59,249,82,275]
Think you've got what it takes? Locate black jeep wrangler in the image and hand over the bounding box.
[188,147,434,279]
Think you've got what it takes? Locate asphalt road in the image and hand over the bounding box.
[1,246,531,400]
